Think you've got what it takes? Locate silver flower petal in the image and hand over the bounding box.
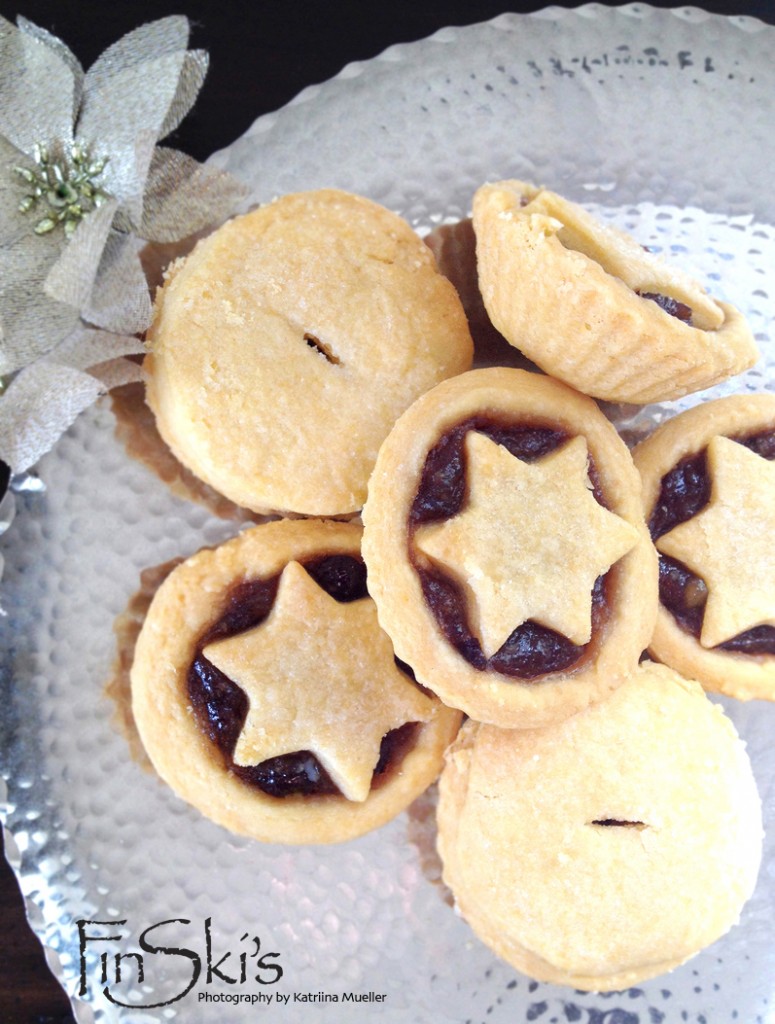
[0,15,76,155]
[42,197,119,310]
[159,49,209,140]
[0,359,104,472]
[89,356,145,391]
[0,134,36,250]
[82,230,151,336]
[49,325,146,370]
[142,147,248,243]
[78,53,188,221]
[16,17,84,124]
[0,237,79,374]
[84,15,190,90]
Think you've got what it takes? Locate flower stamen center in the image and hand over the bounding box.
[14,141,110,237]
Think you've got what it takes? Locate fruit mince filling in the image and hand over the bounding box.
[649,428,775,653]
[187,554,421,798]
[409,416,613,679]
[636,291,693,325]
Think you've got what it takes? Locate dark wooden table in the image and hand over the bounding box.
[2,0,771,1019]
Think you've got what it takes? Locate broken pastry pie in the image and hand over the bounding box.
[130,519,462,844]
[436,661,762,991]
[472,179,757,404]
[362,367,657,729]
[144,188,473,517]
[634,393,775,701]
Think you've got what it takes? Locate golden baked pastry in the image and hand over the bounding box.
[144,188,473,517]
[633,393,775,700]
[362,367,657,729]
[473,180,757,404]
[436,662,763,992]
[131,519,462,844]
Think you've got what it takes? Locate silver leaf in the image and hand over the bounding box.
[141,146,248,243]
[0,134,36,250]
[0,235,79,374]
[82,230,152,335]
[159,49,208,141]
[17,16,84,124]
[83,16,190,92]
[89,356,145,390]
[0,360,104,472]
[0,16,75,156]
[78,54,186,217]
[49,325,146,371]
[43,197,119,310]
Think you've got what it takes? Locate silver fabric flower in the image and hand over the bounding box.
[0,15,247,472]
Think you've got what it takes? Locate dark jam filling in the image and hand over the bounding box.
[649,451,709,542]
[410,416,587,526]
[231,722,419,797]
[409,416,612,679]
[650,428,775,654]
[187,554,421,799]
[637,291,693,325]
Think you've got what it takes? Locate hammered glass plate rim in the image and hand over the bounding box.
[211,2,772,160]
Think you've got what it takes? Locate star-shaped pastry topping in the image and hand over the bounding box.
[414,432,639,658]
[656,435,775,648]
[202,560,435,802]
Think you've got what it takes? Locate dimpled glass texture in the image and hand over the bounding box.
[2,5,775,1023]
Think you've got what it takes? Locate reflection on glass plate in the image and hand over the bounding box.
[2,5,774,1022]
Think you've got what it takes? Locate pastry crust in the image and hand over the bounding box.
[131,519,462,844]
[634,393,775,700]
[144,189,473,517]
[436,662,762,991]
[473,180,758,404]
[362,367,657,729]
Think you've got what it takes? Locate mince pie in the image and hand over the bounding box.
[472,180,757,404]
[130,519,462,844]
[362,367,657,729]
[634,393,775,700]
[436,662,762,991]
[144,188,473,517]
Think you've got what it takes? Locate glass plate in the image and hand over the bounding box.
[2,5,774,1022]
